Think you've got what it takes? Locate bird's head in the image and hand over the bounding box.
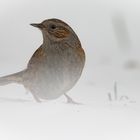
[30,19,76,43]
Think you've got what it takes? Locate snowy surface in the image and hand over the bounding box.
[0,0,140,140]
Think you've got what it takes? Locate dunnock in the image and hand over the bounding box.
[0,19,85,103]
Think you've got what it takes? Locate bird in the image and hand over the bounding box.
[0,18,85,103]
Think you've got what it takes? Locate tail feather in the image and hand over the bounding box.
[0,76,14,85]
[0,70,25,86]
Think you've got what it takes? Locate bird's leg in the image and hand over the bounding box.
[25,89,29,94]
[64,93,82,105]
[24,88,41,102]
[32,94,41,103]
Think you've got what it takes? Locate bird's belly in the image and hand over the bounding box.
[33,67,80,99]
[25,49,85,100]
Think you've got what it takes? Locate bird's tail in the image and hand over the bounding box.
[0,71,25,86]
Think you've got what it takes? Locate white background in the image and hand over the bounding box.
[0,0,140,140]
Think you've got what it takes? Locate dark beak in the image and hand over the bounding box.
[30,23,44,29]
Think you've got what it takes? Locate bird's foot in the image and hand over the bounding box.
[35,98,42,103]
[64,94,83,105]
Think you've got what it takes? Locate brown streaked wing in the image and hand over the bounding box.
[27,46,46,68]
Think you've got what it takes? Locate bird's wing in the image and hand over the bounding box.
[27,45,46,68]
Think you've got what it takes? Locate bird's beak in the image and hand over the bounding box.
[30,23,44,29]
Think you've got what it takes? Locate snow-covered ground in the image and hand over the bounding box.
[0,0,140,140]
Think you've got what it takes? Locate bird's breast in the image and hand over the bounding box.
[25,44,85,99]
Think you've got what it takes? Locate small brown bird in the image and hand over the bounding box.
[0,18,85,103]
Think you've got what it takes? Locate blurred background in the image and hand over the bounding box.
[0,0,140,140]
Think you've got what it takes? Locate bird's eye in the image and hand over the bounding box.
[50,24,57,30]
